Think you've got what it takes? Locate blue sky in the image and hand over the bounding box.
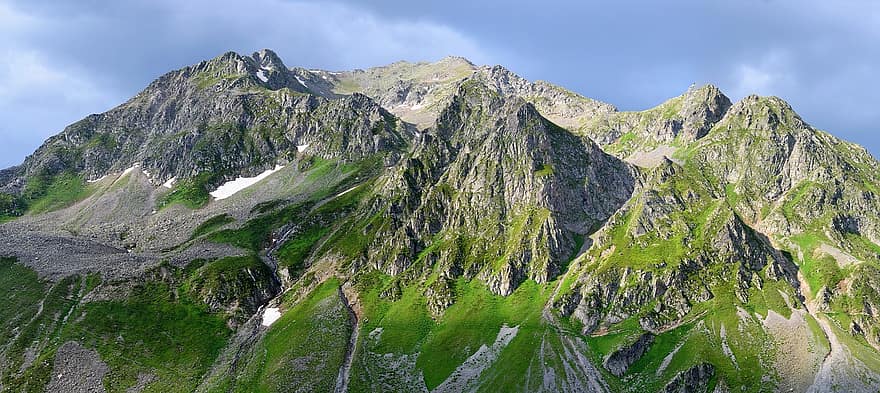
[1,0,878,168]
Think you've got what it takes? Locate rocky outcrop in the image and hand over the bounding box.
[472,65,617,130]
[328,56,618,133]
[1,49,410,200]
[555,157,797,333]
[580,85,731,155]
[3,48,880,393]
[695,95,880,238]
[186,257,281,325]
[361,77,635,297]
[661,363,715,393]
[602,333,654,377]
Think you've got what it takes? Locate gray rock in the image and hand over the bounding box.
[602,332,654,377]
[661,363,715,393]
[45,341,109,393]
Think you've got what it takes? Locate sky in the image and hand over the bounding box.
[1,0,878,168]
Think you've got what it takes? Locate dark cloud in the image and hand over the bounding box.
[1,0,878,168]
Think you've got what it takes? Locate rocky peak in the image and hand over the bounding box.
[678,84,732,139]
[366,78,635,296]
[251,49,286,70]
[437,55,476,68]
[717,94,806,133]
[643,84,732,143]
[201,50,256,77]
[471,65,617,130]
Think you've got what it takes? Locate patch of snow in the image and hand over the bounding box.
[296,143,310,153]
[261,307,281,327]
[256,69,269,83]
[295,75,309,88]
[336,185,359,198]
[209,165,284,200]
[87,175,108,183]
[410,103,424,110]
[162,177,177,189]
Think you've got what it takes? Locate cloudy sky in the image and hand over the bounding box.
[1,0,878,168]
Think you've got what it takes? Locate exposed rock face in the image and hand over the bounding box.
[695,95,880,234]
[661,363,715,393]
[328,56,618,132]
[556,160,796,334]
[580,85,731,154]
[364,77,635,296]
[3,49,880,393]
[689,95,880,346]
[472,65,617,130]
[1,49,409,196]
[602,333,654,377]
[187,258,282,325]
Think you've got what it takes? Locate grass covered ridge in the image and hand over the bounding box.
[228,278,351,393]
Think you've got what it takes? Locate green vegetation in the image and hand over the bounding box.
[85,132,118,151]
[0,257,273,392]
[0,257,48,354]
[416,280,547,389]
[190,214,235,239]
[781,181,819,220]
[0,192,25,221]
[20,171,92,214]
[66,278,230,392]
[231,279,351,393]
[184,256,276,318]
[0,259,90,391]
[193,68,246,89]
[158,172,215,210]
[578,278,789,392]
[356,272,435,355]
[534,163,554,177]
[277,226,329,278]
[208,204,306,251]
[350,272,551,391]
[209,158,376,254]
[790,233,846,296]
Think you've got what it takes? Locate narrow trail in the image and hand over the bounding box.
[335,285,359,393]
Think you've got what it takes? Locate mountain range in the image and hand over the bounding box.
[1,49,880,393]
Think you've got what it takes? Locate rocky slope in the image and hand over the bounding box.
[0,50,879,393]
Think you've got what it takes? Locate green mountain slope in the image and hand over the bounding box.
[0,50,879,393]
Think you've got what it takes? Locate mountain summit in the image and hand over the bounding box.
[1,50,879,392]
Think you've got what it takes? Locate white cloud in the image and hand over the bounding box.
[0,0,490,167]
[730,51,794,99]
[0,50,104,104]
[160,0,489,67]
[0,2,119,167]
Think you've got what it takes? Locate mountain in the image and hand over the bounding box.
[1,49,879,393]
